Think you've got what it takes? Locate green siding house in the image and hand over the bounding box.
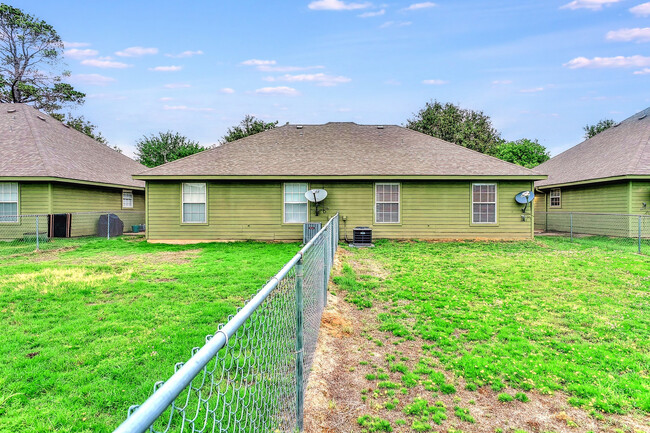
[0,104,146,238]
[135,123,545,242]
[534,107,650,235]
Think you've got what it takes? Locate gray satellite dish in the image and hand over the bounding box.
[305,189,327,203]
[515,190,534,213]
[306,189,328,216]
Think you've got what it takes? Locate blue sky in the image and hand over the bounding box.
[10,0,650,158]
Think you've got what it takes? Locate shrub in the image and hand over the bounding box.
[497,393,514,402]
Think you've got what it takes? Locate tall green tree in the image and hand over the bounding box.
[221,114,278,143]
[135,131,205,168]
[583,119,615,139]
[494,139,550,168]
[0,4,85,112]
[406,100,502,155]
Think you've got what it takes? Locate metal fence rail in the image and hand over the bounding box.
[113,214,339,433]
[0,211,145,256]
[535,211,650,254]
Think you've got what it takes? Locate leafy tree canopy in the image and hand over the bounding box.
[494,138,550,169]
[583,119,615,139]
[135,131,206,168]
[0,4,85,112]
[406,100,502,155]
[221,114,278,143]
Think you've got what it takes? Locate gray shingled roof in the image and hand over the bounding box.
[536,107,650,188]
[0,104,145,188]
[137,122,542,178]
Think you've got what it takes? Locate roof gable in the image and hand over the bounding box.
[0,104,145,189]
[536,107,650,187]
[137,122,542,178]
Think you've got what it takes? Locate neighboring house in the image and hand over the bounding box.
[0,104,146,238]
[534,107,650,235]
[134,122,545,242]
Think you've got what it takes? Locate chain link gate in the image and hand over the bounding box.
[113,214,340,433]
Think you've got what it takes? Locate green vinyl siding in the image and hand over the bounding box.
[0,182,51,240]
[543,182,629,214]
[630,181,650,215]
[146,180,534,242]
[51,183,145,237]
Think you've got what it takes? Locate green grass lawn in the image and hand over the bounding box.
[334,238,650,430]
[0,237,299,433]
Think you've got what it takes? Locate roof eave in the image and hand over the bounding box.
[535,174,650,189]
[0,176,145,191]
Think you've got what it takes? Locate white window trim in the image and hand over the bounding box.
[181,182,207,224]
[122,190,133,209]
[374,182,401,224]
[550,188,561,208]
[471,183,498,225]
[0,182,19,224]
[283,182,309,224]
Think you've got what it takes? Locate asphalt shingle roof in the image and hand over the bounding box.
[0,103,145,188]
[535,107,650,188]
[137,122,541,178]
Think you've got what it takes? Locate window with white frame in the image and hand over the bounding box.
[284,183,308,223]
[550,188,561,208]
[122,190,133,209]
[0,182,18,223]
[472,183,497,224]
[375,183,400,223]
[182,183,206,223]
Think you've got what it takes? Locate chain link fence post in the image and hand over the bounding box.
[295,256,305,432]
[570,213,573,242]
[35,215,40,251]
[638,216,642,255]
[107,213,110,240]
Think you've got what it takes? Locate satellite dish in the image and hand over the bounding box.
[515,190,534,204]
[305,189,328,216]
[515,190,535,214]
[305,189,328,203]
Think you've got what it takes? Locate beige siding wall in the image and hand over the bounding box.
[146,180,534,242]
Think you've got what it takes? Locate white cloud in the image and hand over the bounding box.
[219,87,236,94]
[64,48,99,59]
[560,0,621,10]
[633,68,650,74]
[564,55,650,68]
[359,9,385,17]
[241,59,277,66]
[164,83,191,88]
[68,73,116,86]
[606,28,650,42]
[115,46,159,57]
[149,65,183,72]
[630,2,650,16]
[165,50,204,58]
[264,73,351,86]
[163,105,214,112]
[380,21,412,28]
[308,0,371,10]
[492,80,512,85]
[422,79,448,85]
[63,41,91,48]
[255,86,300,96]
[403,2,437,11]
[81,58,131,68]
[520,87,544,93]
[159,97,174,101]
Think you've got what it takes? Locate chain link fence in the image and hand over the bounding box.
[535,211,650,254]
[113,213,339,433]
[0,211,145,256]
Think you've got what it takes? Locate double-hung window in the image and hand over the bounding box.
[122,190,133,209]
[550,188,561,208]
[182,183,207,223]
[472,183,497,224]
[375,183,400,223]
[284,183,308,223]
[0,182,18,223]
